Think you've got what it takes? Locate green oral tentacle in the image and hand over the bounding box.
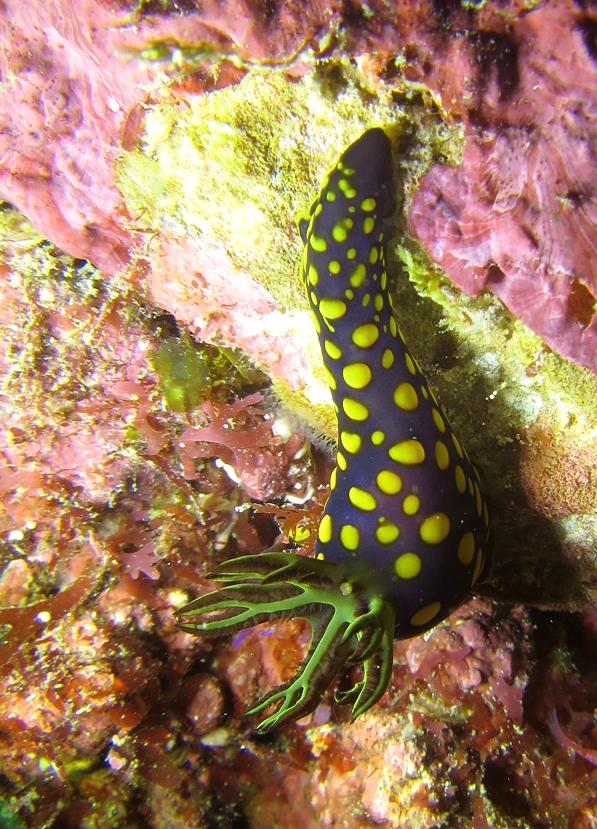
[176,552,396,732]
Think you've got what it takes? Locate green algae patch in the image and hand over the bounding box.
[152,337,211,412]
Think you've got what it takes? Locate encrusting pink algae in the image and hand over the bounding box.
[1,0,597,827]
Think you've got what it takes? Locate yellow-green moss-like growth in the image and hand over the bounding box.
[152,338,210,413]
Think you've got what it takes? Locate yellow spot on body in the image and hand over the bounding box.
[363,216,375,234]
[432,408,445,432]
[376,522,400,544]
[307,265,319,286]
[420,513,450,544]
[341,431,361,454]
[411,601,441,627]
[318,513,332,544]
[352,323,379,348]
[310,235,327,252]
[328,259,341,275]
[343,362,372,389]
[382,348,394,369]
[323,365,336,391]
[403,494,420,515]
[458,532,475,565]
[330,466,337,490]
[345,289,354,300]
[332,217,354,242]
[369,247,379,265]
[348,486,377,511]
[452,433,464,458]
[389,439,425,465]
[376,470,402,495]
[374,293,384,312]
[468,477,474,496]
[337,451,347,471]
[474,481,483,516]
[340,524,360,550]
[326,190,336,202]
[371,430,385,445]
[347,247,357,260]
[343,398,369,421]
[455,465,466,493]
[338,178,357,198]
[403,352,416,375]
[317,552,325,560]
[483,502,489,527]
[361,197,376,211]
[349,263,367,288]
[399,328,406,344]
[394,382,418,411]
[319,298,347,320]
[389,317,397,337]
[421,386,428,400]
[314,203,323,216]
[311,310,321,335]
[324,339,342,359]
[362,293,371,307]
[310,291,318,306]
[435,440,450,470]
[471,549,484,585]
[395,552,422,579]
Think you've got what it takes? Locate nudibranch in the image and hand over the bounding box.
[176,128,491,733]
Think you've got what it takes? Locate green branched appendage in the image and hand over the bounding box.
[175,552,396,732]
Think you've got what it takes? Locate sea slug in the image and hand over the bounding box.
[176,128,491,732]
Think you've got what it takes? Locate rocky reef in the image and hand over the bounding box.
[2,0,597,827]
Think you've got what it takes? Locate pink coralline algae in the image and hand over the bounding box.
[147,237,311,392]
[408,1,597,374]
[0,2,150,275]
